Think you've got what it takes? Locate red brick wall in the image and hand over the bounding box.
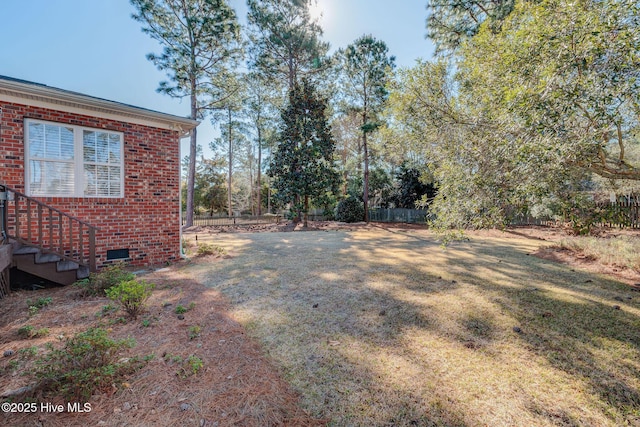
[1,101,182,268]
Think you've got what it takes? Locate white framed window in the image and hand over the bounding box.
[25,119,124,198]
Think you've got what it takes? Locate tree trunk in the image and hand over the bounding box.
[257,126,262,216]
[249,145,255,215]
[227,106,233,217]
[185,91,198,228]
[267,147,272,213]
[303,195,309,228]
[363,132,369,223]
[294,194,301,223]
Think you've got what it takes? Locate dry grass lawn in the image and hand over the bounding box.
[187,225,640,426]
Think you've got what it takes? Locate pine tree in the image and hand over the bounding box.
[131,0,242,227]
[340,35,395,222]
[247,0,329,92]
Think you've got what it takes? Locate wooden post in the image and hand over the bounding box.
[89,227,96,273]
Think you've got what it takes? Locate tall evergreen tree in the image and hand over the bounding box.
[269,80,340,227]
[426,0,515,55]
[244,72,279,216]
[247,0,329,92]
[131,0,242,227]
[340,35,395,222]
[210,87,247,217]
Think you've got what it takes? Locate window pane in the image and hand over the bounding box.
[84,164,97,196]
[43,124,74,160]
[83,131,96,162]
[96,132,108,163]
[108,134,121,162]
[109,166,121,196]
[28,122,44,157]
[60,127,74,160]
[44,125,59,158]
[30,160,74,196]
[96,165,109,195]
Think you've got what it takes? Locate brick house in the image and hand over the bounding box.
[0,75,197,287]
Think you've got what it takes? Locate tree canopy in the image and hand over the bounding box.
[247,0,329,90]
[426,0,515,55]
[381,0,640,230]
[268,79,340,226]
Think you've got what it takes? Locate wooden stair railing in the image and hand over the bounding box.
[0,184,97,273]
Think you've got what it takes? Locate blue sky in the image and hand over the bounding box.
[0,0,434,157]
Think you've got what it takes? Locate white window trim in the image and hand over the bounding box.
[25,118,125,198]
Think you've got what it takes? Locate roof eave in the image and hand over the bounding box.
[0,78,199,135]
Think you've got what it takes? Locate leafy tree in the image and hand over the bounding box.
[131,0,243,226]
[339,35,395,222]
[426,0,515,55]
[247,0,329,91]
[460,0,640,182]
[346,168,393,208]
[390,0,640,231]
[268,80,340,227]
[195,157,227,215]
[384,59,532,229]
[391,165,437,209]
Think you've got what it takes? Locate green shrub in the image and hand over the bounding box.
[178,355,204,378]
[35,328,49,337]
[17,325,49,339]
[96,303,118,318]
[27,297,52,308]
[105,279,155,319]
[335,197,365,223]
[76,262,135,297]
[34,328,138,399]
[17,325,35,338]
[196,242,226,256]
[175,305,187,314]
[188,325,201,340]
[19,346,39,358]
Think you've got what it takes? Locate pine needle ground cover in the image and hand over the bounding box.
[190,227,640,426]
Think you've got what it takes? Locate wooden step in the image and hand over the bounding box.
[12,253,78,286]
[0,245,11,272]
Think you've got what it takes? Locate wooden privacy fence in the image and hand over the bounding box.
[594,200,640,228]
[511,200,640,229]
[183,200,640,229]
[369,208,429,224]
[183,215,283,227]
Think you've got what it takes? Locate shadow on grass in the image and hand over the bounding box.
[193,229,640,426]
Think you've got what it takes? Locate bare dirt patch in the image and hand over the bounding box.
[1,264,323,426]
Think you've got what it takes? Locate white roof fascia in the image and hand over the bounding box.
[0,77,198,136]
